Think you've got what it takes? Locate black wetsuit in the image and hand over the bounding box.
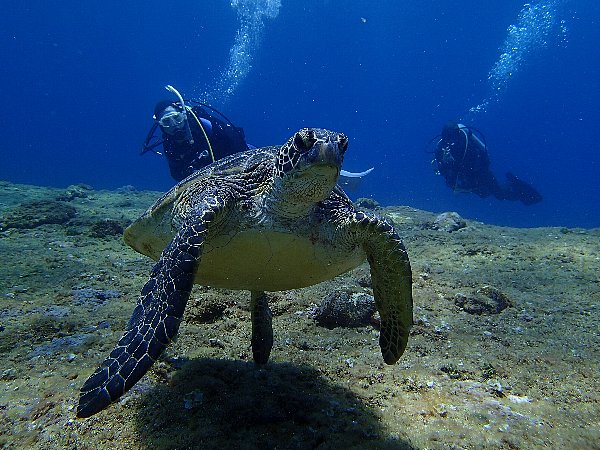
[434,123,542,205]
[162,106,249,181]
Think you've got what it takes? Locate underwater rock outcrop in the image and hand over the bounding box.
[310,290,376,328]
[0,200,76,231]
[423,211,467,233]
[55,184,93,202]
[354,197,380,210]
[88,219,124,238]
[453,285,512,315]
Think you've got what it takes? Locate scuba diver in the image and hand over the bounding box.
[143,85,375,187]
[431,122,542,205]
[142,85,251,181]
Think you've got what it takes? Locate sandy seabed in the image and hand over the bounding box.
[0,181,598,449]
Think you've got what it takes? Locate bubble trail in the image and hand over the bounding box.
[464,0,568,122]
[201,0,281,108]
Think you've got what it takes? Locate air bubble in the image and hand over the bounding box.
[200,0,282,107]
[464,0,569,122]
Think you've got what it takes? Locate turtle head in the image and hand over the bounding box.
[274,128,348,204]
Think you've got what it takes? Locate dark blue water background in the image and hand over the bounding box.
[2,1,599,227]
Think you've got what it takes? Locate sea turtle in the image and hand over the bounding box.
[77,128,412,418]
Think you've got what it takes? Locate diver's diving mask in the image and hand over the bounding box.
[157,107,187,135]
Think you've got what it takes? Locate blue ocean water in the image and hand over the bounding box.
[2,0,599,228]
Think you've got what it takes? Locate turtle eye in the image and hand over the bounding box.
[294,129,318,152]
[337,134,348,153]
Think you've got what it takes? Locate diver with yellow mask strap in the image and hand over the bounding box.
[143,85,251,181]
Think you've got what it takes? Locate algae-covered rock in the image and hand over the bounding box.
[72,287,121,307]
[0,200,76,230]
[186,296,231,324]
[454,286,512,315]
[311,290,376,328]
[423,211,467,232]
[354,197,380,209]
[88,219,124,238]
[56,184,93,201]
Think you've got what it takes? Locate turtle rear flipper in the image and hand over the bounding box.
[77,206,217,418]
[356,213,413,364]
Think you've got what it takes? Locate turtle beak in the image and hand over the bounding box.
[311,141,344,171]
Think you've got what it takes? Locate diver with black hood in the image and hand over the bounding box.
[431,122,542,205]
[142,85,250,181]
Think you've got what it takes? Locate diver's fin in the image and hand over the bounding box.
[340,167,374,178]
[338,168,374,191]
[505,172,543,205]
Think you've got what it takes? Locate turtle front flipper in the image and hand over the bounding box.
[354,212,413,364]
[77,204,222,418]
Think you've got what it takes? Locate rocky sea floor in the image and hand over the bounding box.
[0,180,598,449]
